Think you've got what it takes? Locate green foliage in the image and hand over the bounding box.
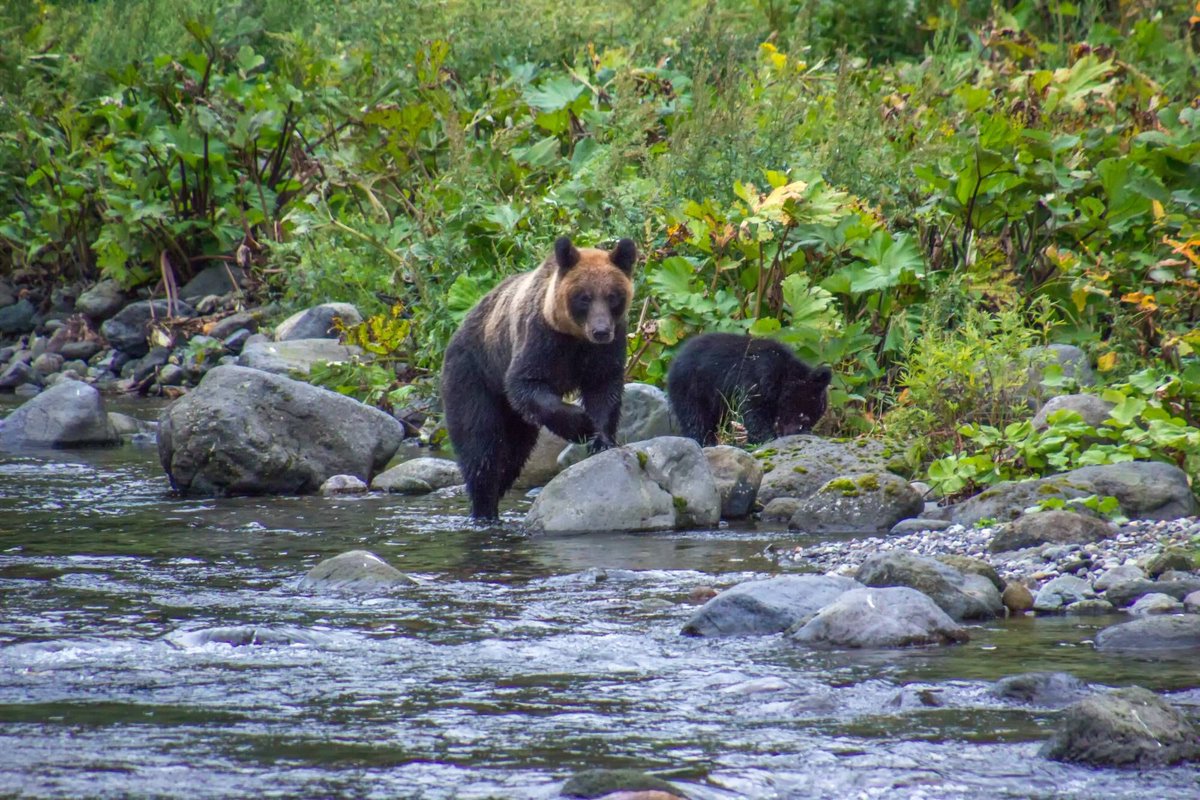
[926,363,1200,500]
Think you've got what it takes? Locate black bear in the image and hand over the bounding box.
[667,332,832,446]
[441,236,637,519]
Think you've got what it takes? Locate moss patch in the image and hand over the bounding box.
[636,450,648,469]
[792,465,808,474]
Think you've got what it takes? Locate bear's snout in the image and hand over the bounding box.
[587,325,614,343]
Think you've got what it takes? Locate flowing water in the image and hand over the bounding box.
[2,399,1199,799]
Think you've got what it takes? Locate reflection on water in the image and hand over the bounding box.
[2,400,1198,798]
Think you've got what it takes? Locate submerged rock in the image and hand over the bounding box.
[1041,686,1200,767]
[1094,615,1200,653]
[560,769,687,799]
[0,379,119,449]
[371,457,462,494]
[991,672,1090,707]
[787,586,969,649]
[158,365,404,495]
[680,574,861,637]
[527,436,719,533]
[298,550,416,593]
[168,625,327,648]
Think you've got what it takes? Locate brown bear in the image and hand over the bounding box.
[441,236,637,519]
[667,332,832,446]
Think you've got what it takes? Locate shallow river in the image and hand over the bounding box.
[2,399,1198,798]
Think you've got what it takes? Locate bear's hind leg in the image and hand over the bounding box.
[444,365,509,519]
[496,413,539,499]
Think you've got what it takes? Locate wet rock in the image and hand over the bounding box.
[989,510,1116,553]
[319,474,369,496]
[169,625,325,648]
[787,586,969,649]
[157,363,185,386]
[1002,582,1034,614]
[1095,615,1200,653]
[222,329,253,354]
[760,496,801,522]
[1103,577,1200,608]
[1145,546,1195,579]
[680,574,861,637]
[0,379,119,449]
[274,302,361,341]
[178,264,247,300]
[1065,599,1114,615]
[560,769,686,799]
[207,311,261,340]
[1184,591,1200,613]
[754,434,899,505]
[1031,393,1114,430]
[158,364,404,495]
[1033,575,1095,612]
[855,550,1003,620]
[789,473,923,535]
[704,445,762,519]
[889,517,952,536]
[101,300,196,358]
[0,299,36,335]
[74,280,128,321]
[1129,592,1183,616]
[107,412,144,436]
[237,338,365,376]
[297,550,416,592]
[1041,686,1200,766]
[0,360,33,390]
[618,383,677,443]
[371,457,462,494]
[991,672,1090,706]
[528,437,719,534]
[942,461,1197,526]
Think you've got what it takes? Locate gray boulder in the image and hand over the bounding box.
[371,457,462,494]
[618,382,677,443]
[101,300,196,357]
[237,338,366,376]
[789,473,923,535]
[1032,393,1115,430]
[1103,576,1200,608]
[754,434,899,505]
[680,574,861,637]
[786,586,969,648]
[941,461,1197,526]
[1033,575,1096,612]
[989,510,1116,553]
[158,365,404,495]
[207,311,261,340]
[560,769,685,799]
[1094,564,1145,591]
[889,517,952,536]
[527,436,720,533]
[274,302,362,341]
[178,264,247,300]
[704,445,763,519]
[0,299,36,335]
[1041,686,1200,766]
[513,428,570,489]
[297,550,416,593]
[854,550,1003,620]
[1023,344,1095,402]
[74,280,128,321]
[0,360,33,390]
[1094,615,1200,653]
[1184,590,1200,613]
[991,672,1090,707]
[1129,592,1183,616]
[59,340,102,361]
[319,474,369,496]
[0,379,119,449]
[760,496,802,522]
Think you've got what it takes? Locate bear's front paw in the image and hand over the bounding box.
[588,432,616,454]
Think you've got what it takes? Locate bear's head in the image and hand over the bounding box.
[545,236,636,344]
[776,364,833,436]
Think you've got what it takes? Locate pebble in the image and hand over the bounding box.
[783,517,1200,597]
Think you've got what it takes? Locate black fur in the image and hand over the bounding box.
[441,240,635,519]
[667,333,832,446]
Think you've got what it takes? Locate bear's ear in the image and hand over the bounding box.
[809,365,833,388]
[609,238,637,275]
[555,236,580,271]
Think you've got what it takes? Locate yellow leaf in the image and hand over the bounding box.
[1151,200,1164,220]
[1097,351,1118,372]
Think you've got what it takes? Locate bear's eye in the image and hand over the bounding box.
[569,291,591,320]
[608,291,625,312]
